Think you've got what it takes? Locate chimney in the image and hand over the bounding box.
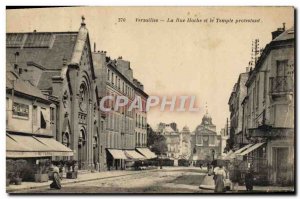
[94,42,96,52]
[271,23,286,40]
[81,15,86,27]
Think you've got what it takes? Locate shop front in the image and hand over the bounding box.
[6,133,73,184]
[106,149,128,170]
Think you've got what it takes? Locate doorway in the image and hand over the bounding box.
[78,129,86,169]
[272,147,289,185]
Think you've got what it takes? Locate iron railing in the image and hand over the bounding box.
[270,76,293,94]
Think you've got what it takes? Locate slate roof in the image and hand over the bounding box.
[6,32,78,70]
[37,71,61,90]
[6,31,82,91]
[273,27,294,42]
[6,71,49,101]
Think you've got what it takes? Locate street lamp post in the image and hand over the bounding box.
[212,149,215,161]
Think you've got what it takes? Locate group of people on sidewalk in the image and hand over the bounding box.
[208,160,254,193]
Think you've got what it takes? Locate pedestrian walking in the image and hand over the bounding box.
[50,162,62,189]
[229,163,241,192]
[214,164,226,193]
[245,168,254,191]
[207,163,211,174]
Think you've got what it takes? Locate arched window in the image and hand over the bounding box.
[79,83,88,112]
[62,132,70,147]
[78,129,86,147]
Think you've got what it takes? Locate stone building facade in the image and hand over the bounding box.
[179,126,191,160]
[161,124,181,160]
[6,67,72,169]
[6,19,104,170]
[228,71,249,150]
[191,112,222,163]
[243,26,294,185]
[92,50,148,170]
[226,25,294,186]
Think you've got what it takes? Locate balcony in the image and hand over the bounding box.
[270,76,293,96]
[248,126,294,138]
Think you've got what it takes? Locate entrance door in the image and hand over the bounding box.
[78,129,86,169]
[273,147,289,184]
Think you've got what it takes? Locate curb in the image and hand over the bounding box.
[7,169,159,193]
[199,185,214,190]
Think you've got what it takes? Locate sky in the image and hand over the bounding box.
[6,6,294,132]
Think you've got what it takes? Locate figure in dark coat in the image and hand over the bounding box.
[50,164,61,189]
[245,169,254,191]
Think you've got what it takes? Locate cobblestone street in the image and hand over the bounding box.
[12,167,210,194]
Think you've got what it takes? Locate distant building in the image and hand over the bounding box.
[179,126,192,160]
[157,122,178,134]
[161,124,181,160]
[219,125,229,157]
[191,111,222,164]
[228,70,250,149]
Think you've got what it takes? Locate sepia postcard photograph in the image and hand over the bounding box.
[5,6,295,194]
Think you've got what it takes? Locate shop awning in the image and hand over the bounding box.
[136,148,157,159]
[124,150,146,160]
[222,150,234,160]
[192,155,198,161]
[238,142,266,157]
[6,133,73,158]
[107,149,128,160]
[229,144,253,159]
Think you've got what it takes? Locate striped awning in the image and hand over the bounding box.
[124,150,146,160]
[136,148,157,159]
[238,142,266,157]
[6,133,73,158]
[107,149,128,160]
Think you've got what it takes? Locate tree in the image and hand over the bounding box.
[147,124,167,155]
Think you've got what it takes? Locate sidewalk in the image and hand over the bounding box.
[7,169,156,193]
[199,175,294,193]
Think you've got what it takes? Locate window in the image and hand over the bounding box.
[50,107,55,123]
[263,72,267,99]
[62,132,70,147]
[112,73,114,85]
[40,108,47,129]
[107,69,110,81]
[6,34,24,47]
[32,105,37,124]
[24,33,53,48]
[276,60,288,77]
